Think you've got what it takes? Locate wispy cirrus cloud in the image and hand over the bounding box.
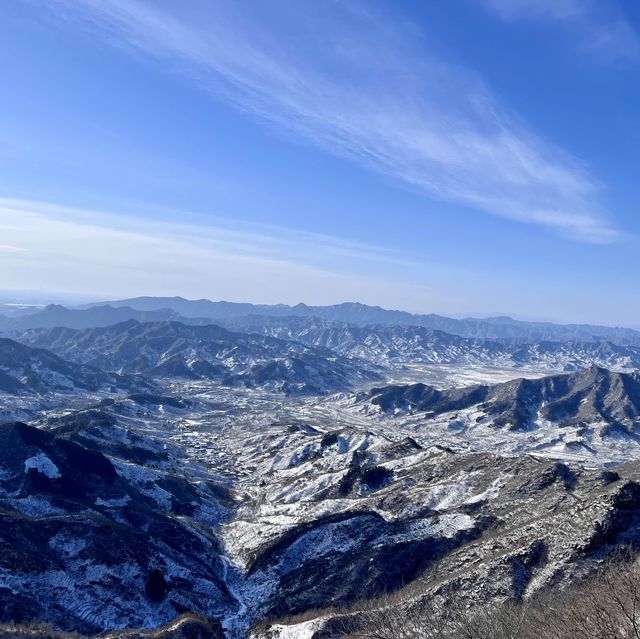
[44,0,619,242]
[0,197,445,307]
[0,244,27,253]
[480,0,640,62]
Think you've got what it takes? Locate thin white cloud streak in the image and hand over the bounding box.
[47,0,619,242]
[2,198,637,324]
[0,244,27,253]
[481,0,592,21]
[0,198,442,308]
[0,197,412,269]
[480,0,640,62]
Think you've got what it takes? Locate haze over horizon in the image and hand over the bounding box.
[2,289,639,331]
[2,1,640,325]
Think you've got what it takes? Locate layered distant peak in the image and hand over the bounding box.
[7,301,640,375]
[0,303,206,331]
[85,297,640,345]
[218,316,640,371]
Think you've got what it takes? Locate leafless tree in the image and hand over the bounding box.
[339,551,640,639]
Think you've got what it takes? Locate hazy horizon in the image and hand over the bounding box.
[2,1,640,325]
[2,288,639,330]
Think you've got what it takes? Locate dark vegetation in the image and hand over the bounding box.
[245,553,640,638]
[338,551,640,639]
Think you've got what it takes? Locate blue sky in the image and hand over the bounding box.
[1,0,639,324]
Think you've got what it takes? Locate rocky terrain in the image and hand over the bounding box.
[218,315,640,371]
[360,366,640,432]
[0,419,235,634]
[3,379,640,638]
[2,298,640,638]
[0,338,148,395]
[17,320,379,395]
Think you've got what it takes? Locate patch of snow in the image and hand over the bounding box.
[424,480,470,510]
[256,618,326,639]
[466,476,505,504]
[95,495,131,508]
[24,453,61,479]
[48,531,87,558]
[9,495,65,516]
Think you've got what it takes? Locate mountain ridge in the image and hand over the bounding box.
[217,314,640,371]
[16,320,379,394]
[0,337,148,395]
[0,304,211,332]
[359,365,640,434]
[83,297,640,344]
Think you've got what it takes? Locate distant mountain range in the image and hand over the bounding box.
[0,304,210,331]
[2,296,639,349]
[217,315,640,371]
[4,302,640,389]
[18,320,379,394]
[84,296,640,344]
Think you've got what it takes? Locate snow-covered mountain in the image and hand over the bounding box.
[89,296,640,344]
[359,366,640,432]
[0,420,232,634]
[2,385,640,637]
[220,315,640,371]
[6,304,640,373]
[0,338,147,395]
[6,303,640,638]
[16,320,379,394]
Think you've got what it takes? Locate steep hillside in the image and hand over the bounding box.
[0,338,147,395]
[0,422,232,634]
